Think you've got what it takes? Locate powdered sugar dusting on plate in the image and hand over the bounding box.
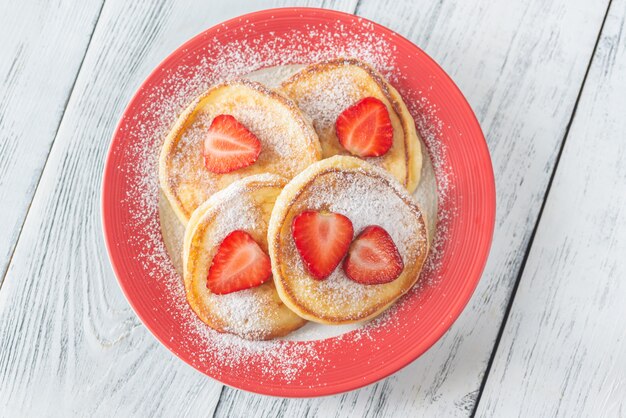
[410,97,456,286]
[117,19,454,384]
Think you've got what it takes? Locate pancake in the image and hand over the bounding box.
[160,79,321,224]
[268,156,429,324]
[183,174,306,340]
[280,58,422,192]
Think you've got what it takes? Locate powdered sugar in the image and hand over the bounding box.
[293,72,361,133]
[209,288,275,339]
[117,19,454,384]
[203,179,264,245]
[245,65,303,88]
[410,98,456,282]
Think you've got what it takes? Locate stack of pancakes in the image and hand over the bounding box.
[160,59,429,340]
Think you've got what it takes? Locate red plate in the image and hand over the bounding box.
[102,8,495,397]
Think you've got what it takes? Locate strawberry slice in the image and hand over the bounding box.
[207,230,272,294]
[343,225,404,285]
[292,211,354,280]
[335,97,393,157]
[203,114,261,174]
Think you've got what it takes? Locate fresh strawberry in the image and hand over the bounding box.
[292,211,354,280]
[335,97,393,158]
[207,230,272,294]
[203,114,261,174]
[343,225,404,285]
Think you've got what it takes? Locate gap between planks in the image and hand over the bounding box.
[470,0,615,415]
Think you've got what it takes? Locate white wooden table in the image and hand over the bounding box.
[1,0,624,416]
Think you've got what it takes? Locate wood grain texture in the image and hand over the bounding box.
[475,0,626,415]
[214,0,610,416]
[0,0,355,416]
[0,0,103,284]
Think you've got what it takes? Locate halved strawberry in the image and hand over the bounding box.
[292,211,354,280]
[343,225,404,285]
[335,97,393,157]
[207,230,272,294]
[203,114,261,174]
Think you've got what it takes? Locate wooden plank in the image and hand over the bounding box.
[475,1,626,415]
[0,0,103,283]
[0,0,357,416]
[214,0,610,416]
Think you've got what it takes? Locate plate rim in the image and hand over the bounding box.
[101,6,496,397]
